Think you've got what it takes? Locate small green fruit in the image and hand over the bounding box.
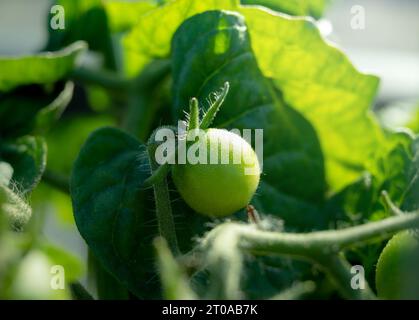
[376,231,419,299]
[172,128,260,217]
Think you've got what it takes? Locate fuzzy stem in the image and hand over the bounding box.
[202,211,419,300]
[316,254,376,300]
[203,224,243,299]
[239,212,419,255]
[143,163,171,187]
[147,144,179,255]
[188,98,200,130]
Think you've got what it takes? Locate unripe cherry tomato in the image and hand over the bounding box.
[376,231,419,299]
[172,128,260,217]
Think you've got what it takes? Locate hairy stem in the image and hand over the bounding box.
[202,211,419,300]
[239,212,419,255]
[188,98,200,130]
[316,254,376,300]
[203,224,243,299]
[147,144,179,255]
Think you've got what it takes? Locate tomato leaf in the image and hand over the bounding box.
[240,6,382,191]
[122,0,238,76]
[47,1,115,69]
[103,0,158,33]
[70,127,159,298]
[172,10,325,229]
[122,0,382,192]
[0,81,74,138]
[240,0,331,18]
[0,42,85,92]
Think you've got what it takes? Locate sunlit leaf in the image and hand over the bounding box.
[122,0,238,76]
[241,0,331,18]
[240,6,382,191]
[0,42,85,92]
[104,0,158,33]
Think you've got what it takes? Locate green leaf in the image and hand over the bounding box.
[240,7,382,191]
[70,127,160,298]
[326,132,414,226]
[70,282,94,300]
[47,1,115,69]
[122,0,238,76]
[400,136,419,212]
[241,0,331,18]
[34,81,74,134]
[92,254,130,300]
[122,1,382,192]
[321,132,419,288]
[0,184,32,231]
[103,0,159,33]
[0,81,74,138]
[0,42,85,92]
[172,10,326,229]
[0,136,47,194]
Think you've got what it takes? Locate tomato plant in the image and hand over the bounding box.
[1,0,419,301]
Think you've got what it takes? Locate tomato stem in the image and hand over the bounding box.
[316,254,376,300]
[188,98,200,130]
[201,208,419,299]
[147,144,180,255]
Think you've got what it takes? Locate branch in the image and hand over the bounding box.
[71,67,130,90]
[316,254,375,300]
[201,211,419,299]
[42,170,70,194]
[238,212,419,256]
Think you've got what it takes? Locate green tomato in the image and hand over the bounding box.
[376,231,419,299]
[172,128,260,217]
